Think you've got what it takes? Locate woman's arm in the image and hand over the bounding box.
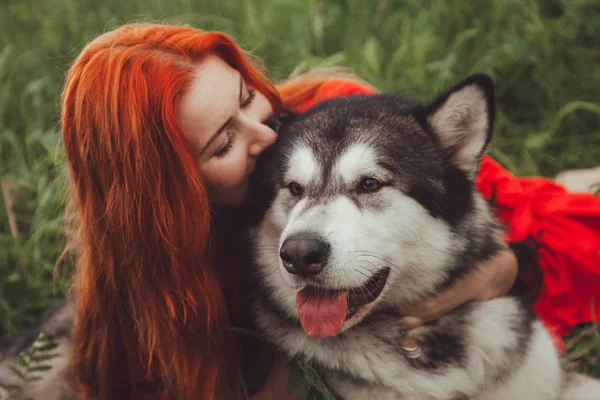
[396,248,518,328]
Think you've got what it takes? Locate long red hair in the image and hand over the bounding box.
[61,23,343,400]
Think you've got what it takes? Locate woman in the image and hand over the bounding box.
[60,23,600,400]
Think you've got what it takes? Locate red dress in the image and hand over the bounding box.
[297,79,600,348]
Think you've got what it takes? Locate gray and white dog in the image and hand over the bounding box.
[246,74,600,399]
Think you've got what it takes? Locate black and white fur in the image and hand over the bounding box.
[246,74,600,399]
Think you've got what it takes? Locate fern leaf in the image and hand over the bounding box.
[8,366,25,380]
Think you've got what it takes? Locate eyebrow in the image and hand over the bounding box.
[198,74,243,157]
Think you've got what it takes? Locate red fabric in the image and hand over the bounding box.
[476,156,600,337]
[298,79,600,350]
[296,79,377,113]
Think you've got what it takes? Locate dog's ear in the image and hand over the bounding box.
[264,110,297,136]
[419,74,495,180]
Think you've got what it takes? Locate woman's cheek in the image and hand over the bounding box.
[201,164,225,193]
[207,157,246,188]
[230,145,250,184]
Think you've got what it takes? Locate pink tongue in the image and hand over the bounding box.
[296,289,348,338]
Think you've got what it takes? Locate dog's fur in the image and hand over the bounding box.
[247,74,600,399]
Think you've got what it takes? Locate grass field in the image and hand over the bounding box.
[0,0,598,380]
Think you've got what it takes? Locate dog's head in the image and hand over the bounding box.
[248,74,502,338]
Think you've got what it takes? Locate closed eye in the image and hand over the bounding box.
[241,88,256,108]
[214,131,234,158]
[211,85,254,160]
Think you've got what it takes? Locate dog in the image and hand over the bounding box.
[246,74,600,399]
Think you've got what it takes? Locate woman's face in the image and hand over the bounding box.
[178,55,277,205]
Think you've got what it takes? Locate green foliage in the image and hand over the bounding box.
[565,300,600,378]
[0,0,598,382]
[287,357,340,400]
[565,324,600,377]
[0,126,69,337]
[4,331,60,398]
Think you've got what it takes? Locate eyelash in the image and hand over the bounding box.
[215,131,234,158]
[212,87,255,159]
[241,88,256,108]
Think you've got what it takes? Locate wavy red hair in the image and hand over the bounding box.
[60,23,344,400]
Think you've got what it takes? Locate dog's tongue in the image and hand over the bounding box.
[296,289,347,338]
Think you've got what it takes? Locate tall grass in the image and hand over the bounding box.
[1,0,598,375]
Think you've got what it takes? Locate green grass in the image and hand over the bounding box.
[1,0,598,379]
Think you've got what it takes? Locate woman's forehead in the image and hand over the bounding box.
[178,56,241,154]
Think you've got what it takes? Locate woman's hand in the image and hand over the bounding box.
[396,248,519,329]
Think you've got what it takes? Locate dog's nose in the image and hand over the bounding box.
[280,232,329,278]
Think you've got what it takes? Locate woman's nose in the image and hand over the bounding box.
[248,123,277,156]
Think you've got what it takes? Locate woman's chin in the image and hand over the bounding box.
[211,182,248,206]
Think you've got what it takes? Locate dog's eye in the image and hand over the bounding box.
[360,177,381,192]
[288,182,304,196]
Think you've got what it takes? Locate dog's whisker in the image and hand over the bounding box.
[361,259,378,272]
[356,263,376,276]
[356,265,379,304]
[352,267,371,280]
[261,261,281,278]
[354,252,402,270]
[357,282,376,305]
[265,268,279,278]
[352,250,393,261]
[360,279,378,303]
[356,262,375,273]
[253,246,281,251]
